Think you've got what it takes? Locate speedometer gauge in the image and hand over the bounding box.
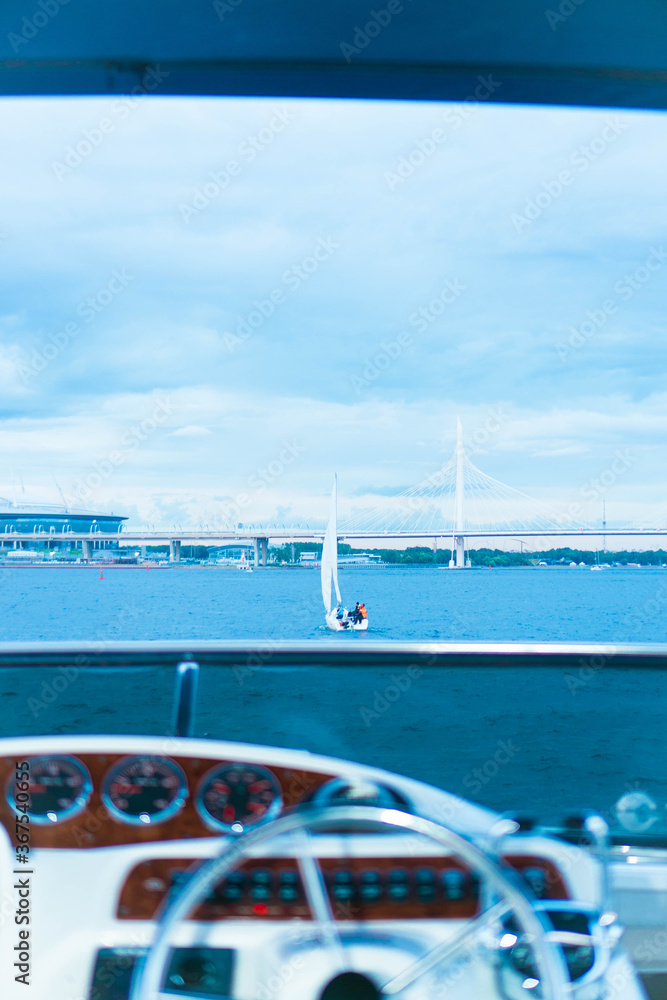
[7,756,92,825]
[197,763,282,832]
[102,756,187,826]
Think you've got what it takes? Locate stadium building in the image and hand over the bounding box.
[0,500,127,552]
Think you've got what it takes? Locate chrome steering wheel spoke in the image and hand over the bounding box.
[293,827,348,973]
[381,897,511,995]
[130,806,572,1000]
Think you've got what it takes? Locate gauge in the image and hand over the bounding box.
[197,763,282,832]
[615,791,659,833]
[7,755,92,825]
[102,756,187,825]
[313,777,411,811]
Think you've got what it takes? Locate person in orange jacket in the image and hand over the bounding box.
[359,603,368,620]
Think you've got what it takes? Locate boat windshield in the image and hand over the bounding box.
[1,94,666,845]
[1,643,665,845]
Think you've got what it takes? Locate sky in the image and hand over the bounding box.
[0,95,666,532]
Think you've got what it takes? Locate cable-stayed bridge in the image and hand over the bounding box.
[341,417,589,566]
[3,419,666,566]
[338,418,667,566]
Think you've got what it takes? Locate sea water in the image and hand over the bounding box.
[0,564,665,828]
[0,563,663,642]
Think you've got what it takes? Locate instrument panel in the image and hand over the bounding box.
[0,753,338,848]
[117,854,570,922]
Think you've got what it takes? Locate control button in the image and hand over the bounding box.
[442,869,466,900]
[249,870,272,901]
[330,871,354,901]
[387,869,409,901]
[415,868,436,902]
[220,872,245,901]
[359,871,382,902]
[278,871,301,902]
[250,870,271,884]
[250,886,271,901]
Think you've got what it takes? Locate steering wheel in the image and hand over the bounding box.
[129,805,571,1000]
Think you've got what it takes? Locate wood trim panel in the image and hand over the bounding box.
[504,853,570,900]
[117,856,482,922]
[116,854,570,922]
[0,755,332,848]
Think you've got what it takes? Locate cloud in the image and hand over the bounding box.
[0,98,665,525]
[170,425,211,437]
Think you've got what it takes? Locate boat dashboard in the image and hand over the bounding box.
[0,642,664,1000]
[0,732,606,1000]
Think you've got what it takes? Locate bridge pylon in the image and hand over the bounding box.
[450,417,466,568]
[338,418,586,542]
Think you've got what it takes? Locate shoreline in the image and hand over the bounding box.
[0,561,663,570]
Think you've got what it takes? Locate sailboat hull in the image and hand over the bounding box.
[322,476,369,631]
[325,610,369,631]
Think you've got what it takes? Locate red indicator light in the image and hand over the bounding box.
[252,903,268,916]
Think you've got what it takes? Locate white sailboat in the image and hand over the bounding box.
[321,475,368,631]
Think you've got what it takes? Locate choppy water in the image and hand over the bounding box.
[0,563,664,642]
[0,564,666,831]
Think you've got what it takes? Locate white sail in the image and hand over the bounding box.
[321,475,342,613]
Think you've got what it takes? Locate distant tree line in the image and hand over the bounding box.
[271,544,667,567]
[116,543,667,567]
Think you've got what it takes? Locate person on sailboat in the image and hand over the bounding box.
[359,603,368,621]
[351,602,361,623]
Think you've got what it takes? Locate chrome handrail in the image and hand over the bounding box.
[0,640,665,670]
